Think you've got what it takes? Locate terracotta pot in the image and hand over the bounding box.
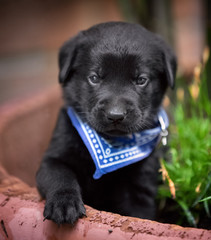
[0,87,210,240]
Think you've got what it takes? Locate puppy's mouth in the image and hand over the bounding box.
[104,129,128,137]
[91,121,140,136]
[87,111,153,136]
[87,118,132,136]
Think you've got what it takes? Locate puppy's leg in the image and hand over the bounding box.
[36,159,85,224]
[36,109,86,224]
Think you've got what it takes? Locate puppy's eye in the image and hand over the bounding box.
[135,76,149,87]
[88,74,100,85]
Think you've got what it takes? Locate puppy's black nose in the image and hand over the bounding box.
[107,107,126,122]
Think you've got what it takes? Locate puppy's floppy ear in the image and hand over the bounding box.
[163,45,177,89]
[58,32,84,84]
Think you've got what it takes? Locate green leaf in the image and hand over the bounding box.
[199,196,211,202]
[178,200,197,227]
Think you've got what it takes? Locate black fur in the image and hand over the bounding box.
[36,22,176,224]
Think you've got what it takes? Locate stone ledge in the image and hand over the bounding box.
[0,174,210,240]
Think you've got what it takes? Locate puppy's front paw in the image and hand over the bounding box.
[43,190,86,225]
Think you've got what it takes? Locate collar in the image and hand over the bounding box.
[67,107,169,179]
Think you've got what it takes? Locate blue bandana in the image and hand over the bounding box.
[67,107,169,179]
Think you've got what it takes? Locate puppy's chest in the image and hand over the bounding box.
[80,168,134,204]
[78,160,144,195]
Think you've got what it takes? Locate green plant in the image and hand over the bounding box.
[158,47,211,227]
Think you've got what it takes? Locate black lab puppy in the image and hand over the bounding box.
[36,22,176,225]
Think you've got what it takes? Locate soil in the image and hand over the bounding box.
[157,198,211,230]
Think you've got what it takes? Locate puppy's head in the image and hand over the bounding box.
[59,22,177,135]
